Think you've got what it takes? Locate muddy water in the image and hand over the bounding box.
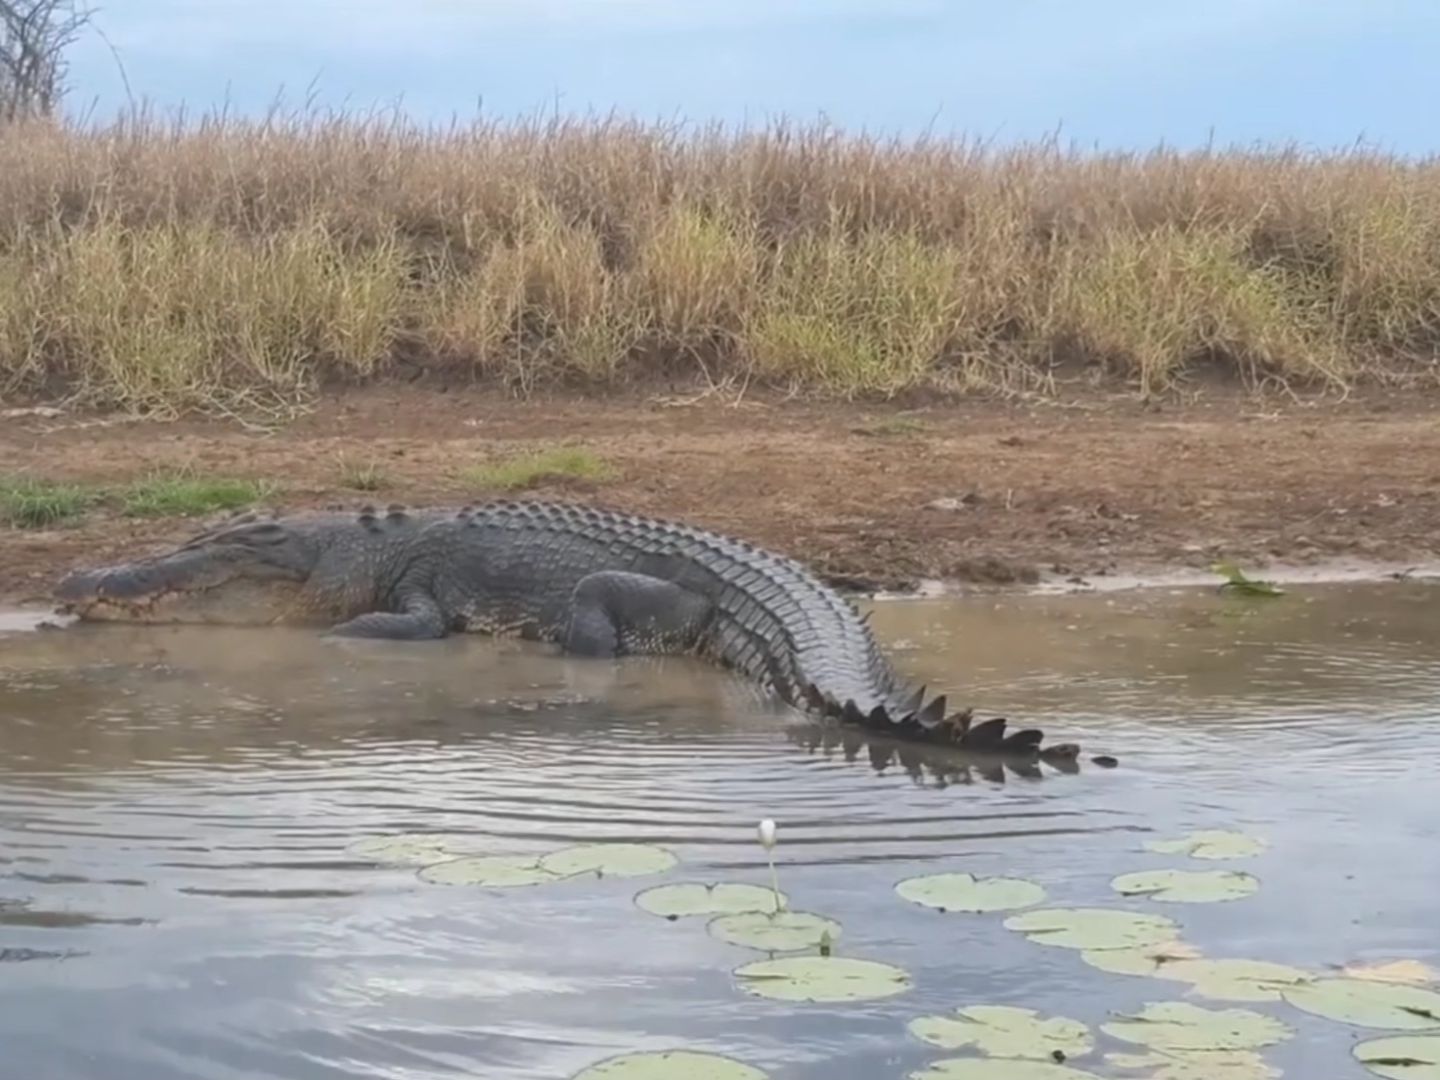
[1,581,1437,1080]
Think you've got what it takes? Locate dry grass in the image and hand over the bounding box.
[334,453,390,492]
[1,109,1439,416]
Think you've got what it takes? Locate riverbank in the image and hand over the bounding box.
[7,115,1440,418]
[3,383,1438,608]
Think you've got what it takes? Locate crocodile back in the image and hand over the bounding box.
[423,500,909,718]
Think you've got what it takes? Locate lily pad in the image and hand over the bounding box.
[1111,869,1260,904]
[908,1004,1093,1059]
[1354,1035,1440,1079]
[417,854,561,888]
[538,843,678,880]
[1281,978,1440,1030]
[1079,941,1205,978]
[734,955,911,1003]
[1003,908,1179,951]
[1107,1050,1280,1080]
[909,1061,1103,1080]
[707,910,842,953]
[1165,960,1313,1004]
[1101,1001,1293,1052]
[1083,951,1311,1003]
[1145,830,1267,861]
[896,872,1047,914]
[1346,960,1440,986]
[635,882,785,919]
[346,833,458,866]
[572,1049,769,1079]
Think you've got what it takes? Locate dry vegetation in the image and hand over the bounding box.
[1,109,1439,417]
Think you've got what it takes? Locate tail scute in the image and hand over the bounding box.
[964,716,1008,749]
[901,686,926,716]
[915,694,947,729]
[804,683,828,713]
[799,681,1077,761]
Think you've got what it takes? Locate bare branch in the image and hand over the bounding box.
[0,0,97,123]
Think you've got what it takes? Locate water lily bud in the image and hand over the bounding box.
[757,819,777,850]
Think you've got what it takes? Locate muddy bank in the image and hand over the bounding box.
[2,384,1439,606]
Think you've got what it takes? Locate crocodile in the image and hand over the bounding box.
[52,499,1085,762]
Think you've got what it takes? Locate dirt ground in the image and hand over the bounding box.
[2,382,1439,606]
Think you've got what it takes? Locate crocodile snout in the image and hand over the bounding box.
[55,562,178,604]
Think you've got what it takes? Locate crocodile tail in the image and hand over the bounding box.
[802,681,1078,761]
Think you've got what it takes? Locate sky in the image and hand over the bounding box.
[60,0,1440,154]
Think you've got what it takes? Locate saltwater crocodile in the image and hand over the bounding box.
[53,499,1083,761]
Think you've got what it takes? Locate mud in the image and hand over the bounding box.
[2,383,1439,606]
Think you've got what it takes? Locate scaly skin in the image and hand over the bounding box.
[53,500,1082,761]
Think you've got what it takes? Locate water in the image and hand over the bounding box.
[1,581,1437,1080]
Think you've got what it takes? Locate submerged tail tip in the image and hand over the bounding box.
[801,681,1100,765]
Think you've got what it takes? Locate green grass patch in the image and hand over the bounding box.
[1212,560,1286,597]
[119,472,274,518]
[461,447,617,491]
[0,475,97,529]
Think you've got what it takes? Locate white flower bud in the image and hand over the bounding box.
[757,819,777,851]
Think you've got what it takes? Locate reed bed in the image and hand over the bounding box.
[0,109,1437,415]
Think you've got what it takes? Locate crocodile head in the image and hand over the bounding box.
[54,514,322,624]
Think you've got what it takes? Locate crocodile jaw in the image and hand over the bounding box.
[54,550,309,626]
[56,578,307,625]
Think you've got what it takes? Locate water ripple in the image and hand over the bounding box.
[1,583,1438,1079]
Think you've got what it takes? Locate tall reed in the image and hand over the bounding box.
[0,109,1436,415]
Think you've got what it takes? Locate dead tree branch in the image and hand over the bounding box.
[0,0,96,123]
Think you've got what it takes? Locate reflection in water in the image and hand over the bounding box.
[0,581,1438,1079]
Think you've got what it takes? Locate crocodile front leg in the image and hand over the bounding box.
[561,570,714,658]
[327,590,448,639]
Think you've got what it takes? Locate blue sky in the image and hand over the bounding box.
[63,0,1440,153]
